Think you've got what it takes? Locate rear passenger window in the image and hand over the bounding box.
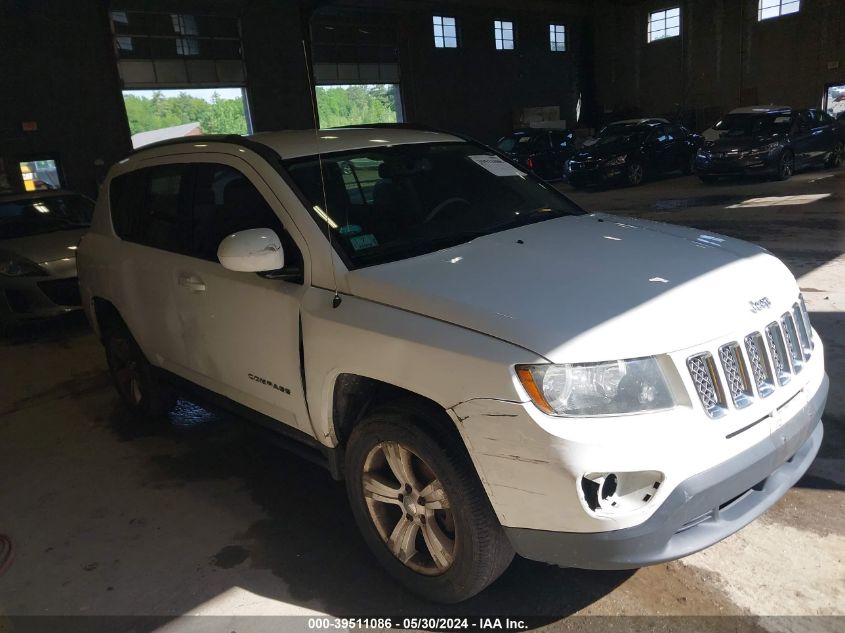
[191,164,303,281]
[109,164,190,253]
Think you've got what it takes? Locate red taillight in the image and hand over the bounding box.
[526,157,534,170]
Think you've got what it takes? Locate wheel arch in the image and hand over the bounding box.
[331,373,466,452]
[91,296,127,341]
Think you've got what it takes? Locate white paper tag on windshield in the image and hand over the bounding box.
[468,155,524,177]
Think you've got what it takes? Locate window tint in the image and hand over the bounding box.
[190,164,303,280]
[109,164,190,253]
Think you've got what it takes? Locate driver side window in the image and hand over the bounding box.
[190,163,303,282]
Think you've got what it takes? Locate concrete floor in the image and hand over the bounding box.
[0,166,843,633]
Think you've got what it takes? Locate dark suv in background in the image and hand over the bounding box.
[496,128,579,181]
[695,106,845,182]
[566,119,702,188]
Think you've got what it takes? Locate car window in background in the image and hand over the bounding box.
[713,113,791,137]
[594,124,644,146]
[284,141,583,269]
[497,133,547,153]
[550,131,574,147]
[667,125,687,139]
[0,195,93,239]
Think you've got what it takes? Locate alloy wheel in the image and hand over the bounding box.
[362,441,456,575]
[780,152,794,179]
[832,143,843,168]
[627,162,644,186]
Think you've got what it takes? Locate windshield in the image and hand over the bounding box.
[593,125,645,146]
[713,113,791,137]
[0,195,93,239]
[283,142,583,268]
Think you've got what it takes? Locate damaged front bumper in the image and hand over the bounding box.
[450,366,827,569]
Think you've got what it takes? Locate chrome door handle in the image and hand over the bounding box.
[177,274,206,292]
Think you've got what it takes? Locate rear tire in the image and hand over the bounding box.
[826,142,843,169]
[104,326,176,418]
[345,405,514,603]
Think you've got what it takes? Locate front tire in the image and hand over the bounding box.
[776,150,795,181]
[345,406,514,603]
[625,160,645,186]
[104,326,176,418]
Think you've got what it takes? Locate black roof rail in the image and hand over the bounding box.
[126,134,242,156]
[123,134,285,164]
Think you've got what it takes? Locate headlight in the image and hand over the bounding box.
[606,154,627,167]
[516,357,675,416]
[749,143,779,156]
[0,257,44,277]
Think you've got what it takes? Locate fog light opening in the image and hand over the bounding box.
[599,473,618,506]
[581,471,664,515]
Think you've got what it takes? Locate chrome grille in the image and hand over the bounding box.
[687,353,725,417]
[744,333,774,397]
[799,296,814,349]
[686,300,815,417]
[719,343,753,408]
[766,322,791,386]
[793,301,812,358]
[781,313,803,373]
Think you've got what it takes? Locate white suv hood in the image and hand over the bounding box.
[346,214,800,363]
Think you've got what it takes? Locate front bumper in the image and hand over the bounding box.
[0,274,81,325]
[504,373,827,569]
[694,152,778,177]
[566,161,623,185]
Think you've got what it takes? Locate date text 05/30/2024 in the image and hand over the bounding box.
[307,618,528,630]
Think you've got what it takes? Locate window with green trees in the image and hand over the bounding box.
[315,84,402,128]
[122,88,249,148]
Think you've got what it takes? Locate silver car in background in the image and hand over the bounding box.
[0,190,93,330]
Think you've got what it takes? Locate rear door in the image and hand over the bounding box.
[790,111,816,167]
[807,109,837,163]
[108,163,195,370]
[172,158,313,434]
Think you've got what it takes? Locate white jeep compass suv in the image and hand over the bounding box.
[77,128,827,603]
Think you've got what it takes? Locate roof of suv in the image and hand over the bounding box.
[131,127,465,161]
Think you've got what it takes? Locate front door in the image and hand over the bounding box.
[172,158,312,434]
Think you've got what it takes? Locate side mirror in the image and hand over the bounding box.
[217,228,284,272]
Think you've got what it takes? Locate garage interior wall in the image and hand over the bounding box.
[592,0,845,129]
[0,1,130,198]
[4,0,845,196]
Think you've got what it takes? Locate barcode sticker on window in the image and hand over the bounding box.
[468,155,524,177]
